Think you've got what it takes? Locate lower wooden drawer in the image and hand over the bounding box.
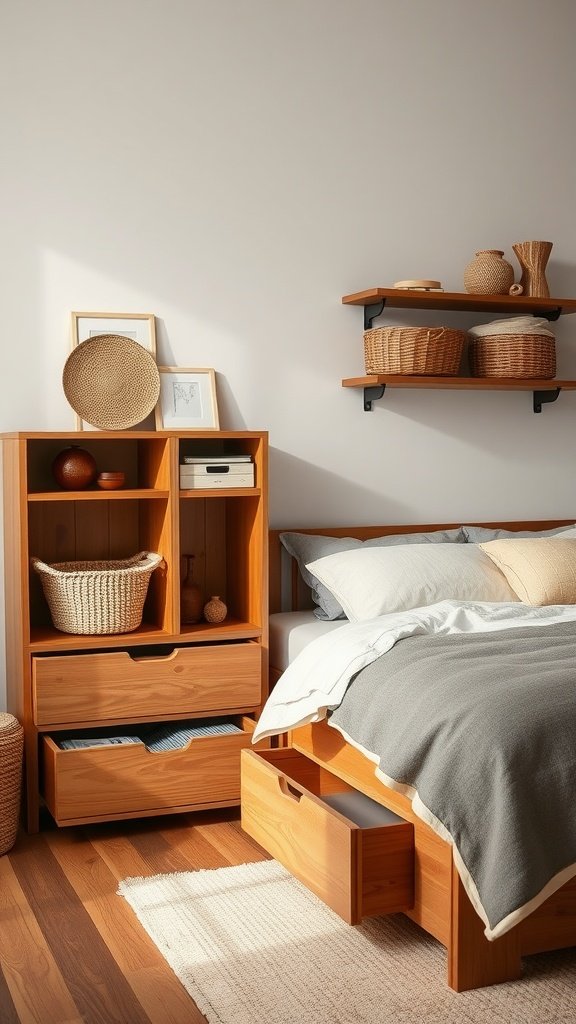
[241,747,414,925]
[43,716,260,825]
[33,642,261,726]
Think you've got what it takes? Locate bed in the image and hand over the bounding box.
[246,520,576,992]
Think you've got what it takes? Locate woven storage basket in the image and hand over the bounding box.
[31,551,163,635]
[469,334,556,378]
[363,327,466,375]
[0,713,24,856]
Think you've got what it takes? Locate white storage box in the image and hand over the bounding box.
[179,456,254,490]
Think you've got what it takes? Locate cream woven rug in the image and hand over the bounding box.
[118,860,576,1024]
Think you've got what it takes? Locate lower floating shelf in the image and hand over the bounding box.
[342,375,576,414]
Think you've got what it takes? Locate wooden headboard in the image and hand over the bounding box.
[269,520,575,614]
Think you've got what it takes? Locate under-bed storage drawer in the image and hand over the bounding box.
[241,748,414,924]
[43,716,259,825]
[33,643,261,726]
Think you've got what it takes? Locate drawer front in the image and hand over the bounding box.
[241,748,413,924]
[33,643,261,725]
[43,718,259,824]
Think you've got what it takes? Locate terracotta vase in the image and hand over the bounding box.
[512,241,553,298]
[52,445,97,490]
[203,595,227,624]
[180,554,203,624]
[463,250,516,295]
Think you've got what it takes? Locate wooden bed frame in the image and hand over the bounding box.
[268,520,576,992]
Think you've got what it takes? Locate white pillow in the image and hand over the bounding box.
[306,543,518,621]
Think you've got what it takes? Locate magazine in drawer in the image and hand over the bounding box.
[43,716,263,825]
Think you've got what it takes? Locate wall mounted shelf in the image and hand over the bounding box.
[342,287,576,413]
[342,375,576,413]
[342,288,576,329]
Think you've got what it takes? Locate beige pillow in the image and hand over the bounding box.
[479,538,576,605]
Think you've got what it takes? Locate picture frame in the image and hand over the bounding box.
[70,312,157,430]
[155,367,220,431]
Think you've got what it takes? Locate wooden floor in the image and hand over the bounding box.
[0,808,271,1024]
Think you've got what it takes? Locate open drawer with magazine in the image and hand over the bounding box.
[241,747,414,924]
[42,716,263,826]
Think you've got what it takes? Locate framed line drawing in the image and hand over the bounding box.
[155,367,220,430]
[70,312,157,429]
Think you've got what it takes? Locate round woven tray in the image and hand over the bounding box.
[31,551,163,635]
[468,334,556,378]
[0,713,24,856]
[63,335,161,429]
[363,327,466,376]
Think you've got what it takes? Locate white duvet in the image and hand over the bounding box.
[253,599,576,742]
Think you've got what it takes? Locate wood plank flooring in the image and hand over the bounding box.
[0,809,270,1024]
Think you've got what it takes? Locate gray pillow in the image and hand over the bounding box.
[280,528,465,620]
[462,523,576,543]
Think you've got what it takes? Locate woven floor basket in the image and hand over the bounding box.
[31,551,163,635]
[363,327,466,375]
[469,334,556,378]
[0,713,24,856]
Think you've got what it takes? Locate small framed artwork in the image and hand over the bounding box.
[155,367,220,430]
[70,312,157,429]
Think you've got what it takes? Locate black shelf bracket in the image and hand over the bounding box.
[533,387,560,414]
[364,299,386,330]
[537,308,561,322]
[364,384,386,411]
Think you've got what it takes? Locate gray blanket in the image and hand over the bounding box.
[328,620,576,934]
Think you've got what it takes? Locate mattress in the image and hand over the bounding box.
[269,611,346,672]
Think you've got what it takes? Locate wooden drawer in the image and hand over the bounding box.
[33,643,261,726]
[241,748,414,925]
[43,716,260,825]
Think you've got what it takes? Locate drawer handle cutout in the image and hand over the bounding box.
[277,777,303,802]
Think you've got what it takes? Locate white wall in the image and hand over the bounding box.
[2,0,576,707]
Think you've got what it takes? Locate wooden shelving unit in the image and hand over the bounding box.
[2,429,269,832]
[341,287,576,412]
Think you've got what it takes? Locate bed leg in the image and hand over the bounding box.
[448,865,522,991]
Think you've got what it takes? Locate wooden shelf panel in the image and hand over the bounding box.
[179,487,261,499]
[342,375,576,392]
[341,288,576,317]
[28,624,176,653]
[178,619,262,641]
[28,489,169,501]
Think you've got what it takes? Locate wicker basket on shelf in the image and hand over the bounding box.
[468,334,556,379]
[363,326,466,376]
[0,713,24,856]
[31,551,163,635]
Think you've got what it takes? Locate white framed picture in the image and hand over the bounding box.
[155,367,220,430]
[70,312,157,430]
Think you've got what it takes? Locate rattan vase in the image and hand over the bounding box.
[512,241,553,298]
[0,713,24,856]
[463,250,515,295]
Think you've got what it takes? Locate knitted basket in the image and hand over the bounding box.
[0,713,24,856]
[363,327,466,375]
[31,551,163,635]
[469,334,556,378]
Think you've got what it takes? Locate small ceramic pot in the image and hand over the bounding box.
[97,472,125,490]
[203,596,227,624]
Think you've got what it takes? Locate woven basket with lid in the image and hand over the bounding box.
[363,326,466,376]
[0,713,24,856]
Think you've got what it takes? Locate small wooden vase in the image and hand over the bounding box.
[180,554,203,624]
[512,240,553,298]
[203,595,227,624]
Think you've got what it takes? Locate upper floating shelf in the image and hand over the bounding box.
[342,288,576,324]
